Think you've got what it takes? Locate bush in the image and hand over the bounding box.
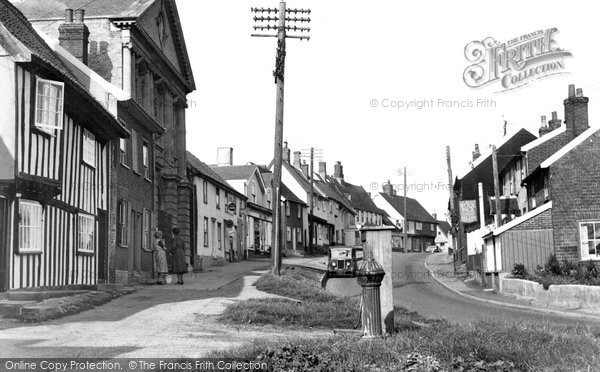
[511,263,527,278]
[586,260,599,278]
[545,254,561,275]
[561,258,578,277]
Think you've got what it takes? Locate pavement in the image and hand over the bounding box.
[0,257,331,358]
[424,252,600,321]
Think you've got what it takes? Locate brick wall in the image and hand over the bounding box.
[551,131,600,262]
[512,208,552,231]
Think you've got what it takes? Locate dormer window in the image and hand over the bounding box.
[35,78,64,133]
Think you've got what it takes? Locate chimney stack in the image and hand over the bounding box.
[300,161,309,178]
[382,180,396,196]
[539,115,550,137]
[564,84,589,139]
[293,151,301,169]
[548,111,561,131]
[472,144,481,163]
[217,147,233,166]
[282,141,290,163]
[59,8,90,64]
[318,161,327,180]
[333,161,344,182]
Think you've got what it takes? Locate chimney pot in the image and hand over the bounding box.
[318,161,327,180]
[74,9,85,22]
[541,115,547,126]
[300,162,309,178]
[333,161,344,181]
[217,147,233,166]
[564,84,589,138]
[552,111,558,120]
[293,151,301,169]
[59,8,89,64]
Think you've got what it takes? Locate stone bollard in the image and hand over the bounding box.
[356,257,386,338]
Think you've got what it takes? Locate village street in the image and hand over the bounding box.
[321,253,600,326]
[1,253,597,359]
[0,259,329,358]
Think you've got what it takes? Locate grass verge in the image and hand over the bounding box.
[216,266,600,371]
[220,267,360,329]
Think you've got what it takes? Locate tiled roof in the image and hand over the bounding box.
[437,220,451,235]
[14,0,156,19]
[335,180,382,214]
[283,162,311,192]
[210,164,261,181]
[0,0,127,139]
[261,172,305,205]
[379,193,437,223]
[187,151,245,199]
[455,128,537,200]
[541,127,600,168]
[315,179,355,212]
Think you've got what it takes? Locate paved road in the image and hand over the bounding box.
[328,252,599,325]
[0,264,328,358]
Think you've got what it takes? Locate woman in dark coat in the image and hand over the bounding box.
[171,227,187,285]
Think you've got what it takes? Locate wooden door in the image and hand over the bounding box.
[97,209,108,282]
[0,198,9,291]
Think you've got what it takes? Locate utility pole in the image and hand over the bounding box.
[446,146,458,273]
[491,146,502,228]
[491,145,502,287]
[403,166,408,252]
[309,148,315,254]
[251,3,311,276]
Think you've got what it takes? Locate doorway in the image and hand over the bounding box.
[97,209,108,282]
[0,197,9,291]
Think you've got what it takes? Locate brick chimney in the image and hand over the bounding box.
[217,147,233,166]
[472,144,481,163]
[300,161,309,178]
[548,111,561,131]
[318,161,327,180]
[382,180,396,196]
[538,115,550,137]
[333,161,344,182]
[564,84,589,139]
[282,141,290,163]
[59,9,90,65]
[293,151,301,169]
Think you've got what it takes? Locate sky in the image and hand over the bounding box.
[177,0,600,219]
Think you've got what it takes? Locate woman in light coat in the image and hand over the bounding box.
[153,231,168,285]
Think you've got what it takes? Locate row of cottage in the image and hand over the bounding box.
[0,0,448,292]
[452,84,600,282]
[188,143,451,271]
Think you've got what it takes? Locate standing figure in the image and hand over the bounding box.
[153,231,168,285]
[171,227,187,285]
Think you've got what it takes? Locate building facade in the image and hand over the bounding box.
[188,152,247,269]
[0,0,128,291]
[485,85,600,272]
[373,183,437,252]
[16,0,196,278]
[211,150,273,255]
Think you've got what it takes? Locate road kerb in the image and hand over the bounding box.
[423,254,600,322]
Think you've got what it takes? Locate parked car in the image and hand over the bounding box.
[426,245,438,253]
[327,247,364,277]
